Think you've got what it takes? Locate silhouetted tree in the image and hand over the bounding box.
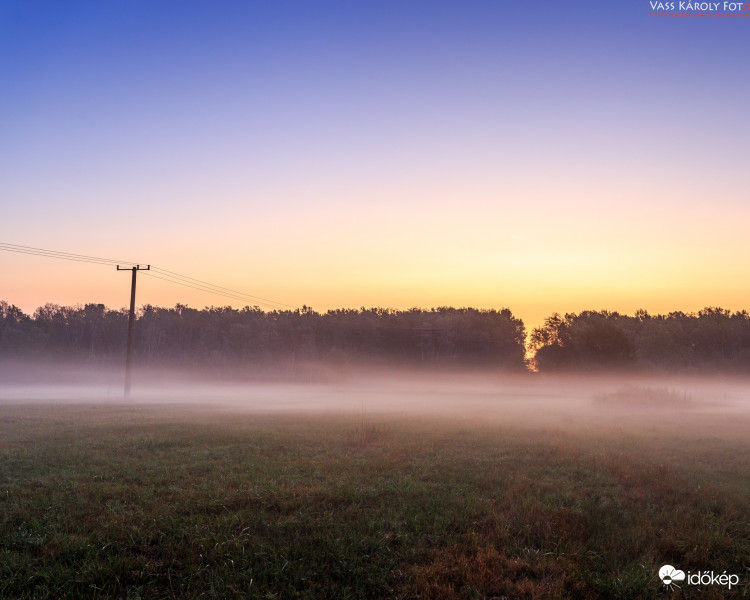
[531,307,750,372]
[0,301,527,371]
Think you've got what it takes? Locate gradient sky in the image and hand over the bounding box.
[2,0,749,331]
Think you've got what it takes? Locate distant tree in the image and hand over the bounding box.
[0,301,33,354]
[531,307,750,372]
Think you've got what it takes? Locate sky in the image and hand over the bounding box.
[1,0,749,331]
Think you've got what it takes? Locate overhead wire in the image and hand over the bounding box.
[150,266,293,308]
[140,272,288,310]
[0,241,294,310]
[0,247,118,266]
[0,242,140,266]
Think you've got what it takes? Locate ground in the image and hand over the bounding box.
[1,375,749,598]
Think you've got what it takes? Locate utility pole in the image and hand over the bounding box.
[117,265,150,399]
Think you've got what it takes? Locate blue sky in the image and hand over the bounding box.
[1,1,749,327]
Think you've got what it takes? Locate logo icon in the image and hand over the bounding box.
[659,565,686,589]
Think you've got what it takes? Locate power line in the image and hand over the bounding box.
[0,244,137,265]
[150,266,292,308]
[1,241,294,310]
[141,272,288,310]
[0,243,139,266]
[143,270,292,309]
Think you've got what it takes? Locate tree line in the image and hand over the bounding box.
[530,307,750,371]
[3,301,750,372]
[0,301,526,370]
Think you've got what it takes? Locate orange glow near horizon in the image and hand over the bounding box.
[4,189,750,334]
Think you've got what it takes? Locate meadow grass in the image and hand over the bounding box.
[0,402,748,599]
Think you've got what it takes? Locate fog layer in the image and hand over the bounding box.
[2,360,748,435]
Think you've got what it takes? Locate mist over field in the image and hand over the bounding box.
[2,358,749,430]
[3,331,750,598]
[2,360,750,598]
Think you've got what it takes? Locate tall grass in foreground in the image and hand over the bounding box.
[0,404,748,599]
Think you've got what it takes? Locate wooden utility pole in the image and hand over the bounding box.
[117,265,150,399]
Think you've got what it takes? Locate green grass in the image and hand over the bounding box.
[0,403,748,599]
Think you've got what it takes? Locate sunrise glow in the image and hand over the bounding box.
[2,1,748,330]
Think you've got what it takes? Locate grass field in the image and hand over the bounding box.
[1,391,749,599]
